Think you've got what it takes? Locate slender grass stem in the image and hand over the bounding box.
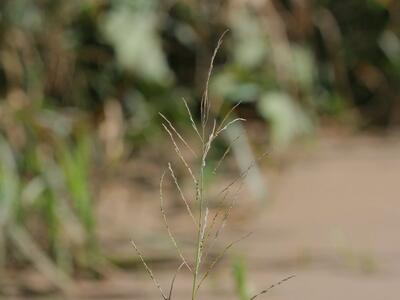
[191,164,204,300]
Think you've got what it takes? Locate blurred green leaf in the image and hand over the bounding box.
[232,256,251,300]
[258,91,313,149]
[102,4,173,84]
[379,30,400,68]
[291,45,316,91]
[212,71,262,102]
[230,7,269,69]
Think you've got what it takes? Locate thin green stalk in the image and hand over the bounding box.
[192,164,204,300]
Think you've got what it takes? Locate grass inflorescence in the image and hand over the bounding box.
[131,30,294,300]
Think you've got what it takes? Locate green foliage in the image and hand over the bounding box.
[257,91,313,149]
[102,1,173,83]
[0,100,97,277]
[1,0,398,130]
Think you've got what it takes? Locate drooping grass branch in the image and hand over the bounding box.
[167,163,197,226]
[250,275,296,300]
[130,240,167,300]
[159,171,193,272]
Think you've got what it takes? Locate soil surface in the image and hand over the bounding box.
[4,132,400,300]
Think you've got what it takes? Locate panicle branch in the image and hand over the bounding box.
[162,123,197,184]
[160,171,193,272]
[201,29,229,133]
[131,240,167,300]
[250,275,296,300]
[167,163,197,225]
[196,232,253,293]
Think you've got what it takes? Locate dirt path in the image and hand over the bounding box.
[242,134,400,300]
[7,134,400,299]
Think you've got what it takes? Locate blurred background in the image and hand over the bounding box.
[0,0,400,299]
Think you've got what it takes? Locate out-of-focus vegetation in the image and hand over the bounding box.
[232,256,251,300]
[0,0,399,283]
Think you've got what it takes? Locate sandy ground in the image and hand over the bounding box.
[241,134,400,300]
[4,133,400,299]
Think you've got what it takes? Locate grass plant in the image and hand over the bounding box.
[131,31,294,300]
